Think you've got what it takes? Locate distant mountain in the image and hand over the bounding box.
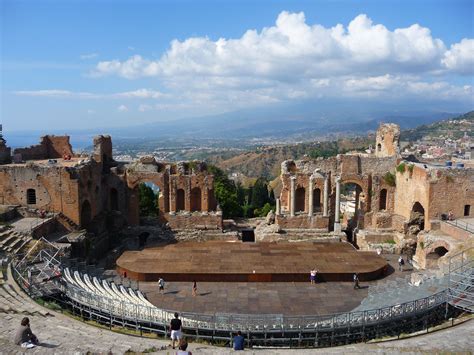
[400,111,474,141]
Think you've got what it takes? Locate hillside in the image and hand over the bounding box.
[209,111,473,179]
[208,137,371,179]
[400,111,473,141]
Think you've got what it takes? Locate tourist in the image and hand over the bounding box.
[398,256,405,271]
[448,211,455,221]
[176,338,192,355]
[233,330,245,350]
[14,317,39,348]
[192,280,197,297]
[170,312,182,349]
[353,273,360,289]
[158,277,165,294]
[310,269,317,284]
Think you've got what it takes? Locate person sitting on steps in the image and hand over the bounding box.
[14,317,39,348]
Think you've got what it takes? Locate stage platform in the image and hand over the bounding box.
[117,241,388,282]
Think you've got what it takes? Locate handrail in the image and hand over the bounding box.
[25,265,447,331]
[445,219,474,234]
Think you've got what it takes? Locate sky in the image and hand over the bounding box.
[1,0,473,133]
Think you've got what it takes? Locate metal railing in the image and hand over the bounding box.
[10,243,469,348]
[445,219,474,234]
[446,247,473,312]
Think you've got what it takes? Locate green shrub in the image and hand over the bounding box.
[396,162,406,174]
[383,172,396,187]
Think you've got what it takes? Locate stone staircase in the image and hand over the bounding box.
[0,263,51,317]
[0,226,33,256]
[56,212,79,231]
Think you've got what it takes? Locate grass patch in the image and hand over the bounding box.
[396,162,406,174]
[383,172,396,187]
[384,239,396,244]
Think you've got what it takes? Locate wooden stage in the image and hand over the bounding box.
[117,241,388,282]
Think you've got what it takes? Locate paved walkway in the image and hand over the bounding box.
[116,254,414,316]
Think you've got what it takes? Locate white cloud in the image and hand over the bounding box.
[442,38,474,75]
[13,88,164,99]
[117,104,128,112]
[13,90,96,98]
[80,53,99,60]
[93,12,457,81]
[138,104,152,112]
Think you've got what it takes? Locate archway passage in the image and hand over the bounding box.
[313,188,321,211]
[176,189,185,211]
[190,187,202,212]
[26,188,36,205]
[295,187,306,213]
[379,189,387,211]
[426,246,449,268]
[110,188,118,211]
[410,202,425,231]
[81,200,92,227]
[340,182,363,231]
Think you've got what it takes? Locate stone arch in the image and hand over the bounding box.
[81,200,92,227]
[377,143,382,152]
[426,244,449,268]
[190,187,202,212]
[295,187,306,213]
[411,202,425,230]
[110,188,119,211]
[26,188,37,205]
[176,189,185,212]
[379,189,387,211]
[313,188,321,209]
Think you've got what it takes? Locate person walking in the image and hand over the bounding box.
[158,277,165,295]
[192,280,197,297]
[353,273,360,289]
[169,312,182,350]
[310,269,317,284]
[398,256,405,272]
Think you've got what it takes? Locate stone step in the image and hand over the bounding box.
[7,238,25,253]
[13,238,33,255]
[0,235,16,247]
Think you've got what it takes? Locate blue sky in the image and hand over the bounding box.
[1,0,473,133]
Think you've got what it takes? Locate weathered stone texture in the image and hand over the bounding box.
[375,123,400,157]
[13,135,73,161]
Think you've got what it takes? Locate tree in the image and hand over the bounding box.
[138,183,158,216]
[208,165,242,218]
[251,178,270,209]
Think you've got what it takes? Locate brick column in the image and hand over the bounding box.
[308,176,314,217]
[323,176,329,217]
[334,176,341,232]
[290,176,296,217]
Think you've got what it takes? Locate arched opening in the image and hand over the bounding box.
[340,182,363,231]
[190,187,202,212]
[176,189,185,211]
[110,188,118,211]
[208,189,217,211]
[295,187,306,213]
[410,202,425,231]
[426,246,449,268]
[81,200,92,227]
[138,183,159,216]
[26,189,36,205]
[379,189,387,211]
[377,143,382,152]
[465,205,471,216]
[313,188,321,212]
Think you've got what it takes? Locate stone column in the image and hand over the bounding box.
[169,179,176,213]
[290,176,296,217]
[308,176,314,217]
[323,176,329,217]
[276,198,281,215]
[334,176,341,232]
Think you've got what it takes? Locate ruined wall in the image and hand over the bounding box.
[394,164,474,230]
[375,123,400,158]
[275,215,329,229]
[165,213,223,230]
[93,135,113,163]
[0,164,81,224]
[13,135,73,161]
